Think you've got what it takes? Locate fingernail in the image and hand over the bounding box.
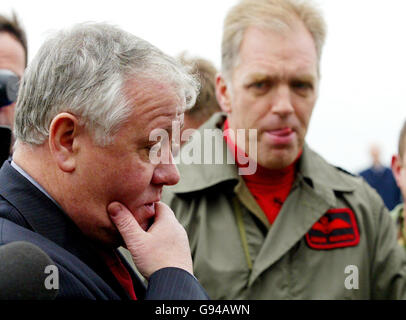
[108,203,122,218]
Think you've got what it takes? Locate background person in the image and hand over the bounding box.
[178,53,221,145]
[359,143,401,210]
[0,12,27,164]
[0,22,208,300]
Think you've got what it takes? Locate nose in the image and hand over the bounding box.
[271,85,294,118]
[151,155,180,186]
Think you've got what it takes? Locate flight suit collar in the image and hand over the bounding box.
[168,112,239,194]
[298,145,356,195]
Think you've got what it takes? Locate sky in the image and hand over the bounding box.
[0,0,405,173]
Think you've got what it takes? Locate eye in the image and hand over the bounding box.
[143,141,162,158]
[291,81,313,93]
[253,82,266,89]
[248,80,271,94]
[145,143,157,151]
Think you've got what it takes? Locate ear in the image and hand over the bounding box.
[391,155,402,187]
[215,73,232,114]
[48,113,80,173]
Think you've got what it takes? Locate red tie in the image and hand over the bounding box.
[99,250,137,300]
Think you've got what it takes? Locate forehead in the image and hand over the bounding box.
[234,24,318,79]
[0,32,25,78]
[124,77,182,134]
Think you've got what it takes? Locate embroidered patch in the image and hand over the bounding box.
[305,208,360,250]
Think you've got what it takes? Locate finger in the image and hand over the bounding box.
[147,202,175,228]
[154,202,175,218]
[107,201,144,242]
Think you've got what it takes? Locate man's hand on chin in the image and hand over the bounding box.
[107,201,194,279]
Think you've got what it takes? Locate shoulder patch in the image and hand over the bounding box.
[305,208,360,250]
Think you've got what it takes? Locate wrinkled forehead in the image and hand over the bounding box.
[230,21,319,78]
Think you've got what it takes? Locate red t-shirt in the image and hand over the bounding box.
[223,119,301,224]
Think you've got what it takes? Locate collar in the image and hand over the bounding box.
[169,113,239,193]
[298,144,356,193]
[0,160,82,246]
[0,160,104,267]
[11,160,64,212]
[168,112,356,198]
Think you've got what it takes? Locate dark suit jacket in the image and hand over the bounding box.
[0,160,208,300]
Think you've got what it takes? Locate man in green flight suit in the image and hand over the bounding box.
[163,0,406,299]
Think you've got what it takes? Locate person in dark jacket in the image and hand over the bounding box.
[359,144,402,210]
[0,22,208,300]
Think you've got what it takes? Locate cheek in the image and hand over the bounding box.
[232,96,264,128]
[294,99,315,129]
[110,163,155,200]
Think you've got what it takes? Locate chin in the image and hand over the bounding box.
[259,148,298,170]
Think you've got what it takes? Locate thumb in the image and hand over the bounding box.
[107,202,144,244]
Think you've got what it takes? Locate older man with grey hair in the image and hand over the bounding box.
[0,22,208,300]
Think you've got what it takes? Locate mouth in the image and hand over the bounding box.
[264,127,296,146]
[143,202,156,217]
[135,202,157,231]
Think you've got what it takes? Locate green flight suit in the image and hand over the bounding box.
[163,113,406,299]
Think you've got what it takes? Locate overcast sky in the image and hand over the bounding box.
[1,0,405,173]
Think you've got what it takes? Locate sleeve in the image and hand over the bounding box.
[145,267,209,300]
[370,195,406,299]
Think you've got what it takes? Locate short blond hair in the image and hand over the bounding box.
[221,0,327,80]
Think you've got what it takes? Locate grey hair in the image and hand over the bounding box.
[221,0,327,81]
[14,22,199,146]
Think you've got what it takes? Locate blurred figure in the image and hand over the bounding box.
[359,143,401,210]
[391,121,406,247]
[178,53,221,145]
[0,12,27,164]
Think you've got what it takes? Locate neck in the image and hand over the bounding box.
[372,161,382,169]
[13,141,63,204]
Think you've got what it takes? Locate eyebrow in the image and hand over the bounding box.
[244,73,270,84]
[291,74,316,83]
[245,72,316,84]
